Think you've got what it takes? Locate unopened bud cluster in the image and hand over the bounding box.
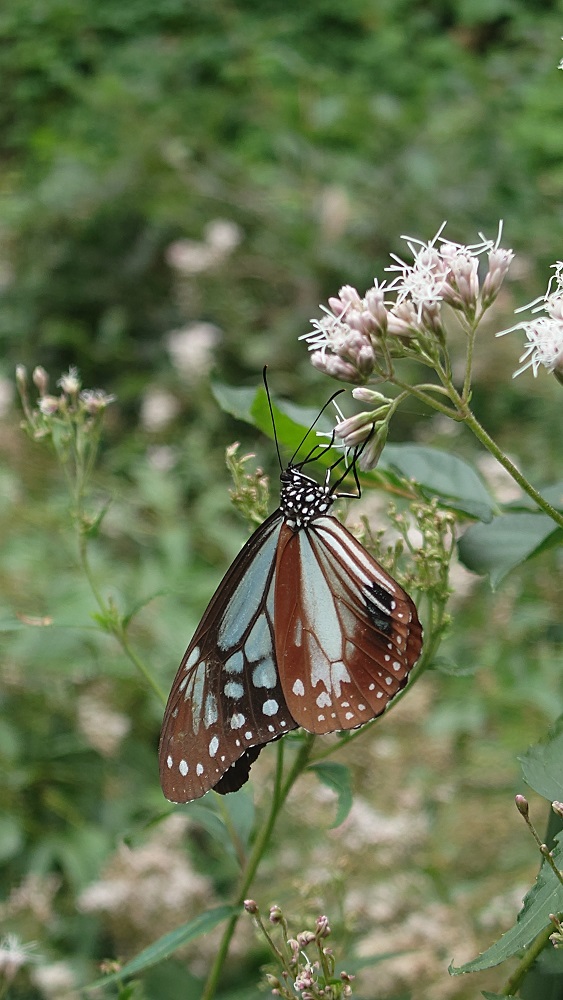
[301,225,513,384]
[245,902,354,998]
[226,444,270,527]
[16,365,115,441]
[333,388,393,470]
[550,914,563,949]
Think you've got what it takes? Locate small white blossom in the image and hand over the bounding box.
[511,316,563,378]
[80,389,116,414]
[499,263,563,379]
[140,387,180,431]
[387,244,451,313]
[204,218,242,253]
[0,934,39,983]
[77,688,130,757]
[302,304,356,356]
[57,366,81,395]
[386,222,498,317]
[166,322,221,381]
[32,961,76,998]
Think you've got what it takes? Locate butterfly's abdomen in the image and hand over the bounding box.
[280,467,334,530]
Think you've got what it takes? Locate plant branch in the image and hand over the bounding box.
[200,734,316,1000]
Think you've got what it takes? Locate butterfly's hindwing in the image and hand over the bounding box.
[274,516,422,733]
[159,511,297,803]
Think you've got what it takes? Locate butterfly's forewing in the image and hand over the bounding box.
[159,510,298,803]
[274,516,422,733]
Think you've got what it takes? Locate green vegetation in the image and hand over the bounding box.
[1,3,563,999]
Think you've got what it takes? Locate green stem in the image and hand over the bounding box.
[499,922,553,995]
[461,321,477,402]
[200,735,316,1000]
[393,361,563,529]
[460,407,563,529]
[77,518,167,705]
[390,378,460,418]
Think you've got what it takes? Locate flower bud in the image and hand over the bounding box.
[311,351,366,385]
[32,366,49,396]
[296,931,316,948]
[269,905,283,924]
[15,364,28,392]
[481,247,514,307]
[334,410,375,449]
[265,974,282,988]
[244,899,258,914]
[387,300,419,337]
[364,282,388,335]
[515,794,529,817]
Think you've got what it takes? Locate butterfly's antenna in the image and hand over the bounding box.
[297,432,335,469]
[263,366,284,473]
[289,389,345,466]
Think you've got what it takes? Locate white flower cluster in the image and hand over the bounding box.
[498,260,563,380]
[301,223,513,386]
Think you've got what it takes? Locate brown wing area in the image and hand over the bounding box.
[159,511,298,803]
[274,517,422,734]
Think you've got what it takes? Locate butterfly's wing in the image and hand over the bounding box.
[274,516,422,732]
[159,510,298,803]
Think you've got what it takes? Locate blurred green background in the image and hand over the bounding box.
[1,2,563,998]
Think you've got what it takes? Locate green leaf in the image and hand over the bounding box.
[218,786,255,851]
[380,444,497,521]
[450,834,563,974]
[519,719,563,801]
[87,905,235,987]
[458,513,562,587]
[213,379,336,445]
[309,762,353,829]
[506,482,563,513]
[481,993,519,999]
[211,381,258,423]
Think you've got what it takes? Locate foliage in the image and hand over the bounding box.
[2,4,563,1000]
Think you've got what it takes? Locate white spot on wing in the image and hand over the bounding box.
[230,713,245,729]
[185,646,200,670]
[225,651,244,674]
[179,759,188,776]
[217,527,280,648]
[292,678,305,697]
[167,755,173,769]
[196,763,204,776]
[204,693,218,727]
[191,664,206,733]
[252,659,277,688]
[209,736,219,757]
[262,698,279,716]
[224,680,244,700]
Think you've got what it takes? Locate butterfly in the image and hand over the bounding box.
[159,384,423,803]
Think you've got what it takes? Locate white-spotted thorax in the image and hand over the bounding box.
[279,466,336,531]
